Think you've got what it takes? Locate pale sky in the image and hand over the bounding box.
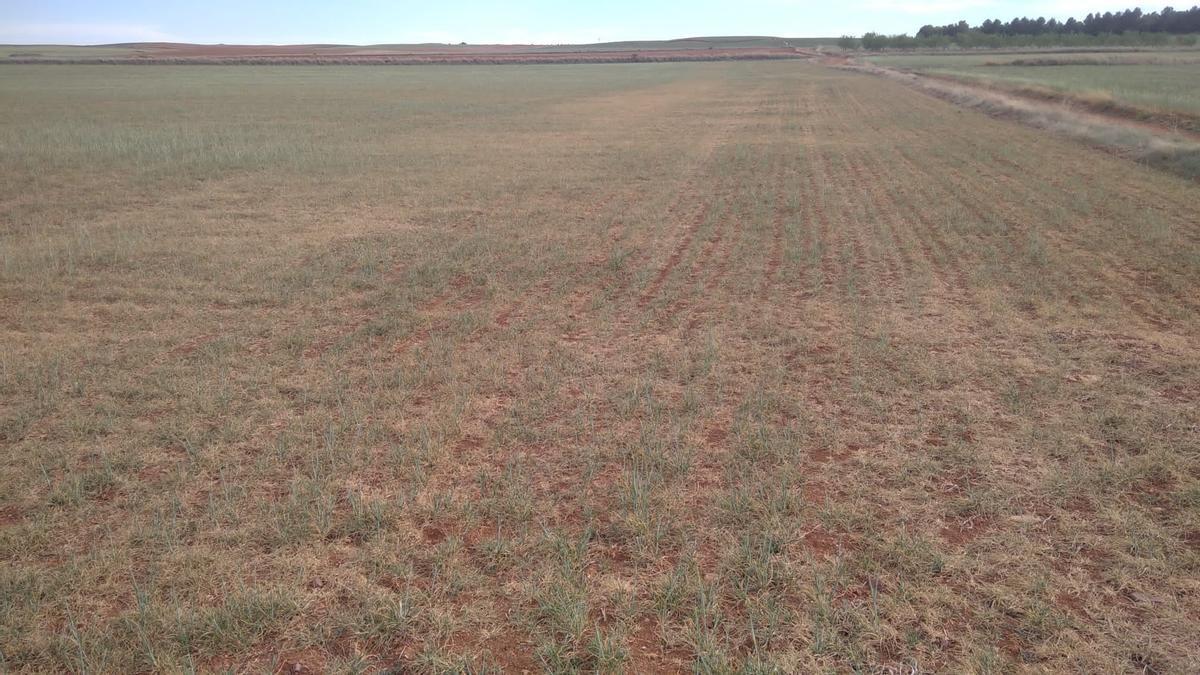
[0,0,1153,45]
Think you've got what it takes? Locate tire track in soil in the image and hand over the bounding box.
[895,123,1186,327]
[943,138,1186,324]
[635,188,713,311]
[885,143,991,313]
[703,208,739,294]
[758,155,787,300]
[559,119,738,330]
[870,66,1200,223]
[610,106,755,330]
[877,83,1198,325]
[853,145,935,287]
[930,127,1199,322]
[840,82,994,311]
[828,150,878,304]
[834,84,987,318]
[810,146,842,293]
[842,148,908,301]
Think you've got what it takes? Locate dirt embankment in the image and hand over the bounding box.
[924,71,1200,137]
[832,57,1200,180]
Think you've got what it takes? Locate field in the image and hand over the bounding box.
[0,39,830,65]
[866,50,1200,119]
[2,61,1199,673]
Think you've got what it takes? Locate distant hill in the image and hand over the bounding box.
[530,36,837,52]
[2,37,840,64]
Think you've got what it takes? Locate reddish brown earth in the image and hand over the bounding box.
[2,59,1198,673]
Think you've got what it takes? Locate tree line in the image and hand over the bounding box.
[840,5,1200,50]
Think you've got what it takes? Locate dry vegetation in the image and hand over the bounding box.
[1,61,1199,673]
[837,59,1200,180]
[866,50,1200,138]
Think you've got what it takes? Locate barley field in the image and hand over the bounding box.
[1,62,1199,673]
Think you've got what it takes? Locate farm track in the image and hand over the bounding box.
[758,156,787,299]
[2,61,1199,674]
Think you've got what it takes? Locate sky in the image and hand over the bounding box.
[0,0,1156,45]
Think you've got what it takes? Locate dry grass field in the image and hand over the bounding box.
[2,61,1199,673]
[866,50,1200,128]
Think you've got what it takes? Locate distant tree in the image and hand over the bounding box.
[847,4,1200,48]
[838,35,861,50]
[860,32,890,50]
[844,5,1200,51]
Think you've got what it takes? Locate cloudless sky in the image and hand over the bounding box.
[1,0,1153,45]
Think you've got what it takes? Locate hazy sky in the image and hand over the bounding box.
[1,0,1152,45]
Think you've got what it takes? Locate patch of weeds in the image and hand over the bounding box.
[532,576,589,670]
[1096,413,1147,457]
[264,477,336,546]
[723,531,790,597]
[655,557,700,624]
[686,575,732,672]
[176,587,298,656]
[48,461,120,507]
[335,491,394,543]
[586,628,629,673]
[347,587,421,647]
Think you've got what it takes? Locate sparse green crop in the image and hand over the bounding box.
[1,60,1198,672]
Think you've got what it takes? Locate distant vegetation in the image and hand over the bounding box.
[841,5,1200,50]
[0,37,836,65]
